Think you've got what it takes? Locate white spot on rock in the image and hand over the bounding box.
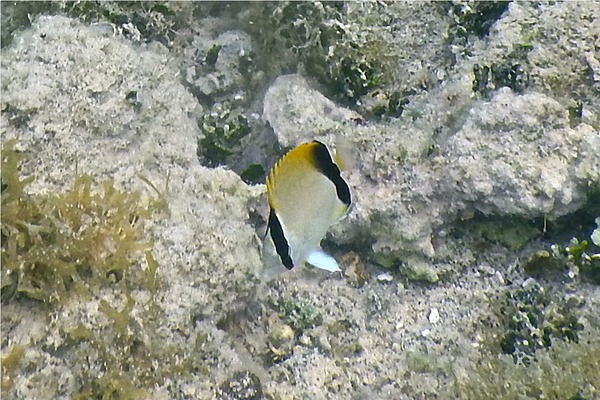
[428,308,440,324]
[376,272,394,282]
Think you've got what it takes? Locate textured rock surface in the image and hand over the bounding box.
[258,1,600,262]
[436,89,599,218]
[1,2,599,399]
[1,16,262,399]
[2,15,198,188]
[183,30,253,99]
[263,74,361,147]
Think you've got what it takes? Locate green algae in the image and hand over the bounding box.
[1,140,156,303]
[478,216,540,250]
[400,262,440,284]
[447,1,511,39]
[245,2,399,108]
[99,294,135,339]
[453,333,600,399]
[1,345,25,391]
[495,280,585,365]
[1,1,194,49]
[452,278,599,399]
[472,61,530,96]
[198,101,252,168]
[524,235,600,285]
[280,298,323,335]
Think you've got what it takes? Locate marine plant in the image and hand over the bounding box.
[450,273,598,399]
[496,279,585,366]
[1,1,195,49]
[523,230,600,285]
[1,140,178,398]
[1,139,156,303]
[446,0,511,40]
[475,214,539,250]
[0,345,25,391]
[453,331,600,399]
[472,61,530,96]
[280,297,323,335]
[245,1,399,109]
[555,237,600,284]
[471,43,532,97]
[197,101,252,168]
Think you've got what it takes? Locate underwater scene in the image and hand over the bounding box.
[1,1,599,399]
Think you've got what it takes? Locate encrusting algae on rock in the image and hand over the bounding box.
[1,345,25,391]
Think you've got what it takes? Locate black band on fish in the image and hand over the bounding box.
[268,209,294,270]
[310,141,352,207]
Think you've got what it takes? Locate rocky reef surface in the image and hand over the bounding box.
[1,2,599,399]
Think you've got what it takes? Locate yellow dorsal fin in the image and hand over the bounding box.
[266,142,316,209]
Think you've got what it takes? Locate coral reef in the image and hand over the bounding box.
[1,2,599,399]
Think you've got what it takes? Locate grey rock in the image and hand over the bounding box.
[436,88,599,218]
[185,30,253,98]
[263,74,360,147]
[1,15,262,399]
[2,2,600,399]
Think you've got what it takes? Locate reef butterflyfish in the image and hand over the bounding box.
[261,140,352,280]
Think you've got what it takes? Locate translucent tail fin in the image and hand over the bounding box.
[306,250,341,272]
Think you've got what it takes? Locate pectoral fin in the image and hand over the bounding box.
[305,250,341,272]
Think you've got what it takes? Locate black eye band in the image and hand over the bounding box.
[311,141,351,207]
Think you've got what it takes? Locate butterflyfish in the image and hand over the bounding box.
[261,140,351,280]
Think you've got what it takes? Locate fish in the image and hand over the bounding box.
[261,140,352,280]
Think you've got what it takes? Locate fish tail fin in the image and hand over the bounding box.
[305,250,341,272]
